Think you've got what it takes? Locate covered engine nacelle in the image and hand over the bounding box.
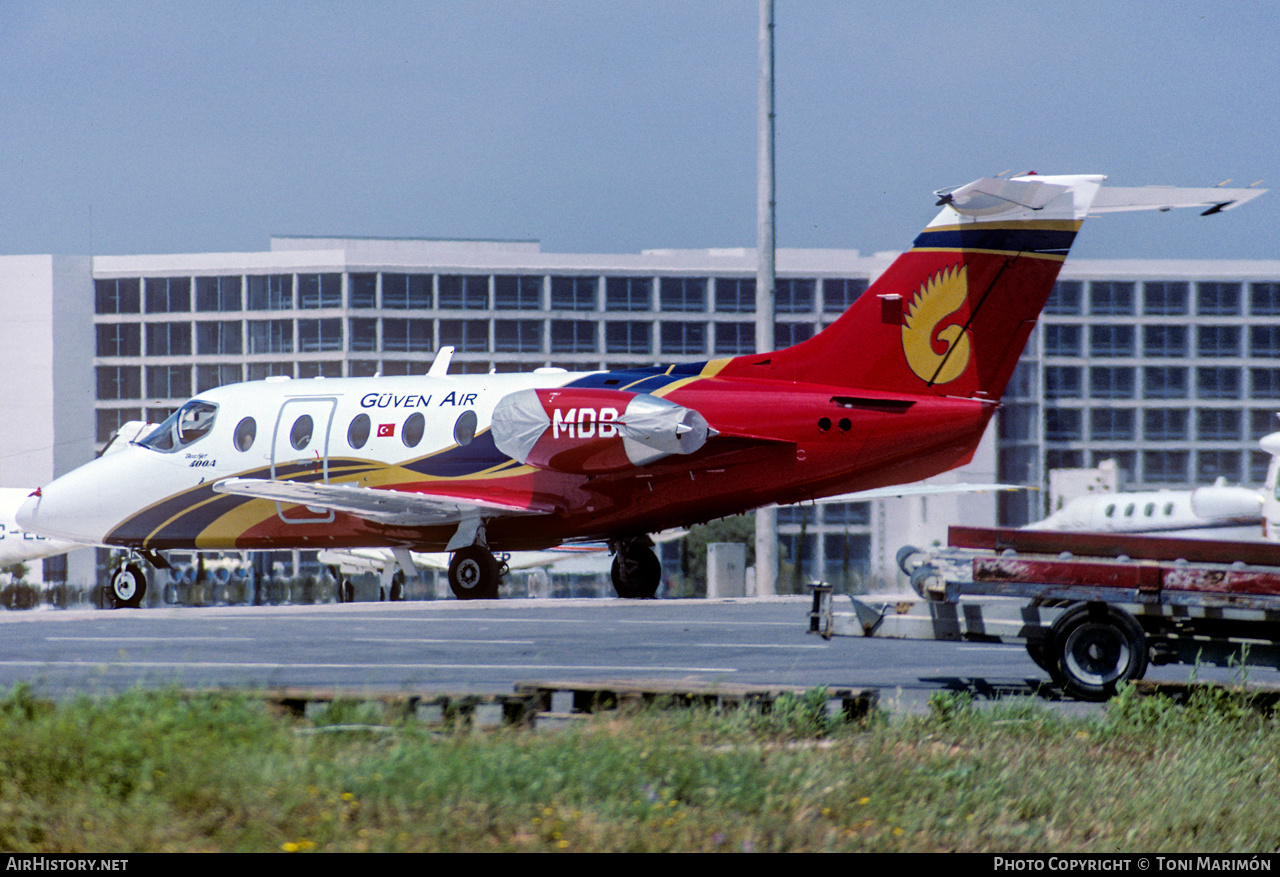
[1189,484,1264,523]
[490,387,711,474]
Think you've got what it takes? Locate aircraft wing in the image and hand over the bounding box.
[212,478,556,527]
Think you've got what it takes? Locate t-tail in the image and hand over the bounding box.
[722,174,1264,401]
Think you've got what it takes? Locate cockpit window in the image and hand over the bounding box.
[139,400,219,453]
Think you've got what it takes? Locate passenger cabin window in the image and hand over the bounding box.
[454,410,477,446]
[234,417,256,452]
[140,400,218,453]
[348,414,371,449]
[290,415,314,451]
[403,412,425,448]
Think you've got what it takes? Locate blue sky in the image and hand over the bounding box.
[1,1,1276,261]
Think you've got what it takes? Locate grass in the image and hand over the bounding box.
[1,683,1279,852]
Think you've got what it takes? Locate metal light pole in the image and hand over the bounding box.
[754,0,778,596]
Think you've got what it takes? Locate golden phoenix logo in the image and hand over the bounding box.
[901,265,971,385]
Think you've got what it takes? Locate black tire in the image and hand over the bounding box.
[390,570,405,602]
[110,563,147,609]
[340,579,355,603]
[611,547,661,599]
[1025,640,1061,683]
[1049,603,1148,701]
[448,546,500,600]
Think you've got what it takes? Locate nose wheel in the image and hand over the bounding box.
[109,563,147,609]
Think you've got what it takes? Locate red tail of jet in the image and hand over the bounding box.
[719,174,1106,401]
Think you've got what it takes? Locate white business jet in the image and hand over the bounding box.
[18,174,1264,604]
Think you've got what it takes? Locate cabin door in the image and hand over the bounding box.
[271,395,338,524]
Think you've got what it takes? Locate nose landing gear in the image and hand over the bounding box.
[108,562,147,609]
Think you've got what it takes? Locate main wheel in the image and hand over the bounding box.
[1049,603,1148,701]
[611,546,661,599]
[390,570,405,602]
[448,546,501,600]
[110,563,147,609]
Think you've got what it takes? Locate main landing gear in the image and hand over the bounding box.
[447,545,505,600]
[611,538,661,599]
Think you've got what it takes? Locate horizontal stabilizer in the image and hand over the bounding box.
[1089,185,1266,215]
[213,478,554,527]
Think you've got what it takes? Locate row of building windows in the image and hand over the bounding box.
[1039,448,1270,487]
[1043,365,1280,400]
[95,274,871,316]
[1042,407,1277,442]
[1043,324,1280,358]
[1047,280,1280,317]
[96,318,820,358]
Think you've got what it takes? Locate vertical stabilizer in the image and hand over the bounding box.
[726,174,1105,400]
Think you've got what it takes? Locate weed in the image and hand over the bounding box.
[2,686,1280,851]
[926,690,974,725]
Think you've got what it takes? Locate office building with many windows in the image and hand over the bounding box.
[998,260,1280,526]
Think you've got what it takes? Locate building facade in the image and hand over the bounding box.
[998,260,1280,526]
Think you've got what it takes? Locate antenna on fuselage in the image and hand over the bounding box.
[429,346,456,377]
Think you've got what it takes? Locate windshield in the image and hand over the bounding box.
[139,400,219,452]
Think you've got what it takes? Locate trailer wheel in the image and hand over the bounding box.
[909,564,944,600]
[896,545,924,576]
[1025,641,1058,678]
[1050,603,1148,701]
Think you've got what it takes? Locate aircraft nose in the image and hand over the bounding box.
[17,457,124,544]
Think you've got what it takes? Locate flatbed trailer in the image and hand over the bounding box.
[809,526,1280,700]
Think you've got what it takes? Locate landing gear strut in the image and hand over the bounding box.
[611,538,661,599]
[448,545,501,600]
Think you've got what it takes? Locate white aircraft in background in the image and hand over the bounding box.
[1025,480,1264,541]
[1261,431,1280,540]
[16,174,1266,605]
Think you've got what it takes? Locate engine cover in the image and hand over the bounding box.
[490,387,711,474]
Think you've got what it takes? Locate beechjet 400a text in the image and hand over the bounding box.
[18,173,1265,602]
